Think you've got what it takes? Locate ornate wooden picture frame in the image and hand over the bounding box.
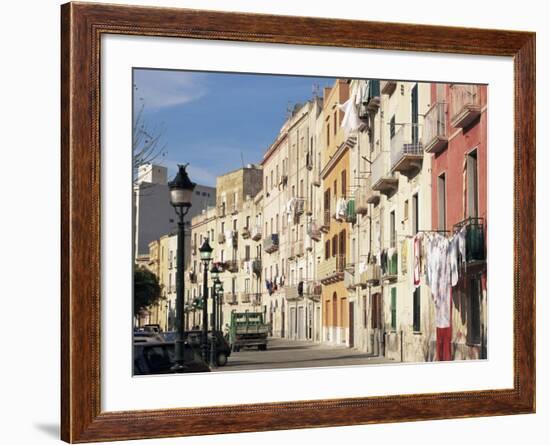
[61,2,535,442]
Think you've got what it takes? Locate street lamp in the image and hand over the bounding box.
[198,238,213,363]
[168,164,196,372]
[217,284,224,333]
[209,266,221,368]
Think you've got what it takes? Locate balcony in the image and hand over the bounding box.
[225,259,239,273]
[226,294,238,305]
[381,80,397,96]
[319,254,346,285]
[306,282,322,302]
[366,187,380,205]
[251,258,262,276]
[251,225,262,241]
[423,102,448,154]
[307,221,322,242]
[284,285,304,302]
[450,84,481,128]
[320,209,331,233]
[371,153,398,196]
[344,267,356,290]
[241,227,251,239]
[263,234,279,254]
[356,263,381,286]
[390,124,423,177]
[188,271,197,284]
[217,232,226,244]
[382,251,398,282]
[240,293,251,304]
[453,217,486,264]
[217,204,226,218]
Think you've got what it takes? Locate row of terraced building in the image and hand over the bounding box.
[151,78,487,362]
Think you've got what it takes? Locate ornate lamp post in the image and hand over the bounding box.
[198,238,213,362]
[217,284,224,333]
[168,164,195,371]
[209,267,221,368]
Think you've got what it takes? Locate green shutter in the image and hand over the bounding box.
[391,287,397,330]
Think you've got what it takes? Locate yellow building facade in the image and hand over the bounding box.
[319,80,351,345]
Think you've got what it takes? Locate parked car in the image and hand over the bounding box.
[183,330,232,366]
[133,341,210,375]
[133,331,163,343]
[159,331,177,342]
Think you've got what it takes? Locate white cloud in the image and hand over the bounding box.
[133,70,206,111]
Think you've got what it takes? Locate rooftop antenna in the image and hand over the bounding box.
[312,83,320,99]
[286,101,293,119]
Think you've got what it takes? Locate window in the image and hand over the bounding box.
[245,216,250,229]
[221,222,225,233]
[233,219,237,231]
[232,277,236,295]
[467,149,479,218]
[333,111,337,135]
[326,123,330,145]
[391,287,397,330]
[270,171,273,189]
[438,174,447,230]
[404,199,409,221]
[325,240,331,259]
[276,165,279,185]
[468,277,482,344]
[390,115,396,139]
[413,287,421,332]
[220,249,225,263]
[332,235,338,257]
[245,245,250,261]
[245,278,250,293]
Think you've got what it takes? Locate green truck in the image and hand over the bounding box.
[228,311,269,352]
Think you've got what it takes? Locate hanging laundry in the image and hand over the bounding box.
[448,235,459,287]
[337,97,362,136]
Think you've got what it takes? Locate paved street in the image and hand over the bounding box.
[212,338,391,372]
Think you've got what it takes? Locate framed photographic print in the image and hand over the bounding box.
[61,2,535,442]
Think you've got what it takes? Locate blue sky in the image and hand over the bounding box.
[133,69,335,186]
